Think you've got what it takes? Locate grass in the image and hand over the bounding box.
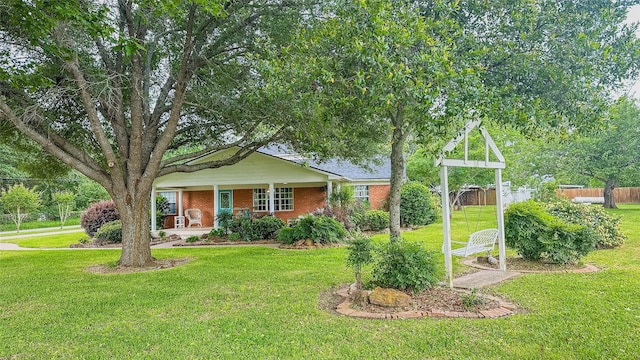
[0,232,88,248]
[1,205,639,359]
[0,217,81,232]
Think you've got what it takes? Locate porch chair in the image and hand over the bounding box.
[184,208,202,228]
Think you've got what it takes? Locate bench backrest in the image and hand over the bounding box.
[469,228,499,247]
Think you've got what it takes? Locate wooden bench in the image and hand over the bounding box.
[572,196,604,204]
[443,229,499,257]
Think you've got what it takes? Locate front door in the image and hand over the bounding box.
[218,190,233,214]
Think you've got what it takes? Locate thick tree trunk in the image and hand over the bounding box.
[113,187,155,267]
[603,179,617,209]
[389,109,407,242]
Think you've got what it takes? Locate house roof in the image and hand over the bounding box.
[257,146,392,181]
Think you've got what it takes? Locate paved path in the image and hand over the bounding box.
[453,269,522,289]
[0,226,83,240]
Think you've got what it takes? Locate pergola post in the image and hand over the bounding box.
[440,166,453,288]
[495,168,507,271]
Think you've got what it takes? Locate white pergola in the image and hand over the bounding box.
[435,120,507,288]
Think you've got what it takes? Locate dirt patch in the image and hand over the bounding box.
[320,284,519,319]
[467,257,598,273]
[86,257,194,274]
[354,287,500,314]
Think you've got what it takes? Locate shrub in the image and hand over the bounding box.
[400,182,436,227]
[309,215,346,244]
[215,211,234,234]
[277,227,298,244]
[373,239,441,293]
[252,216,285,239]
[546,200,626,249]
[155,195,169,229]
[185,235,199,243]
[361,210,390,231]
[80,200,119,237]
[290,215,347,244]
[208,228,225,237]
[346,234,375,288]
[158,230,166,240]
[504,200,596,264]
[230,217,260,242]
[94,220,122,244]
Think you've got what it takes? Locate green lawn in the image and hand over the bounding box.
[0,231,87,248]
[0,217,81,232]
[1,206,639,359]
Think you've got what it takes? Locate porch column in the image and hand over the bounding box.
[269,183,275,215]
[213,184,219,229]
[336,183,341,207]
[178,190,183,218]
[326,181,333,208]
[151,187,157,232]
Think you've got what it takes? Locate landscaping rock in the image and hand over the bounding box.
[369,287,411,307]
[304,239,314,247]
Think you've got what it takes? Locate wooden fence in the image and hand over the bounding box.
[557,187,640,204]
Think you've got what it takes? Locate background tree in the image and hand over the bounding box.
[0,183,41,232]
[0,0,357,267]
[556,97,640,208]
[277,0,640,240]
[52,191,75,228]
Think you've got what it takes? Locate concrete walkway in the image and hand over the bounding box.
[453,269,522,289]
[0,226,83,240]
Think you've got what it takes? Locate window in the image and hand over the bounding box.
[274,187,293,211]
[353,185,369,203]
[253,189,268,211]
[157,191,176,215]
[253,187,294,212]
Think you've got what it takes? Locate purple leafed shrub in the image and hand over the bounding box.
[80,200,120,237]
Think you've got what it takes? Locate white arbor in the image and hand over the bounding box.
[435,120,507,288]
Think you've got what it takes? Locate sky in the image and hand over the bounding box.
[624,5,640,98]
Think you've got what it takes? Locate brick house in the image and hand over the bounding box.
[151,146,391,230]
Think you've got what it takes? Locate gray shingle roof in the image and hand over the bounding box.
[258,146,392,181]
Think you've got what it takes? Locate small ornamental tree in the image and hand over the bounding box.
[52,191,75,229]
[346,234,375,289]
[0,184,41,232]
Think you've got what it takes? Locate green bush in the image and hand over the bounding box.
[277,227,297,244]
[361,210,390,231]
[94,220,122,244]
[228,217,258,241]
[546,200,626,249]
[504,200,596,264]
[208,228,225,237]
[373,239,440,293]
[185,235,199,243]
[252,216,285,239]
[289,215,347,244]
[215,211,234,234]
[400,182,436,227]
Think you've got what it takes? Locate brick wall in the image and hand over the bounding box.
[369,184,390,210]
[160,183,391,229]
[182,190,214,227]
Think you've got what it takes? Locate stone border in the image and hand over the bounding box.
[463,259,600,274]
[334,287,518,320]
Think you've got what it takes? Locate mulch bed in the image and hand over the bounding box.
[86,257,194,274]
[355,287,500,314]
[466,257,599,273]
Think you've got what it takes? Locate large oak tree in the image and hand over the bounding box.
[1,0,379,267]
